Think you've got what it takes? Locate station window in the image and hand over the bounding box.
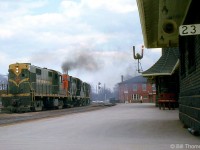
[179,36,186,78]
[180,35,197,77]
[142,84,146,91]
[133,84,138,91]
[132,94,139,100]
[122,84,128,93]
[187,36,196,74]
[143,95,148,99]
[152,84,156,91]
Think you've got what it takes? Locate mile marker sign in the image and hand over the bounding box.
[179,24,200,36]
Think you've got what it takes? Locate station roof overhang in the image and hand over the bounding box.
[136,0,192,48]
[142,48,179,77]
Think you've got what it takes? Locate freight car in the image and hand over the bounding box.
[0,63,91,113]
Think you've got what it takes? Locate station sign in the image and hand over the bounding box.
[179,24,200,36]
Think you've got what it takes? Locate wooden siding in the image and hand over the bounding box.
[179,0,200,132]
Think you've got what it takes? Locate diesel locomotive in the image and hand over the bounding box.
[0,63,91,113]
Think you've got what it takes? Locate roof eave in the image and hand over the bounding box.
[142,59,179,77]
[137,0,192,48]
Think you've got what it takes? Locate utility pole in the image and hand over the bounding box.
[104,83,106,101]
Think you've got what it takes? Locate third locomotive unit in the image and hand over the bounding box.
[0,63,91,113]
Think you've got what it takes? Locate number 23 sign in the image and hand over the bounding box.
[179,24,200,36]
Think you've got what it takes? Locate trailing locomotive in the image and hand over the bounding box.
[0,63,91,113]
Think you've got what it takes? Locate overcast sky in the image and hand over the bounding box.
[0,0,161,90]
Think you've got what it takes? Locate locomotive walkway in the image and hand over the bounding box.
[0,103,199,150]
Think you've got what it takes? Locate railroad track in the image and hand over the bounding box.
[0,103,115,126]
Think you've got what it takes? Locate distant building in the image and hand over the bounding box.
[0,74,8,91]
[118,76,156,103]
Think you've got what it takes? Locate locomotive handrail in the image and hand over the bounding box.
[29,82,67,97]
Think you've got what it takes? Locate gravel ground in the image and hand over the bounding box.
[0,103,114,126]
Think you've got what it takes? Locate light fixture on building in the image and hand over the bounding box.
[133,45,144,73]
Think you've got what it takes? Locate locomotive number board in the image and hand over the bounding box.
[179,24,200,36]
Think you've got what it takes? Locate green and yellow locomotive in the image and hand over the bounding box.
[0,63,91,113]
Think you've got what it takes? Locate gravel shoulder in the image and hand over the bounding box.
[0,103,115,126]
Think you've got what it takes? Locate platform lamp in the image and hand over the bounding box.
[133,45,144,73]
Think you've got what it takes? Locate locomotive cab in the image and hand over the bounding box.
[1,63,32,112]
[8,63,31,94]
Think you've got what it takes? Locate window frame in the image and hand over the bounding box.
[133,84,138,91]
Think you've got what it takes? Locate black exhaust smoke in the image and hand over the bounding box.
[61,51,101,73]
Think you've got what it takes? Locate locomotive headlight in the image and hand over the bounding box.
[16,67,19,73]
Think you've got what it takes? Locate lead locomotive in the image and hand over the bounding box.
[0,63,91,113]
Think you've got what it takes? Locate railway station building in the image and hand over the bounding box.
[142,47,179,107]
[137,0,200,133]
[118,76,156,103]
